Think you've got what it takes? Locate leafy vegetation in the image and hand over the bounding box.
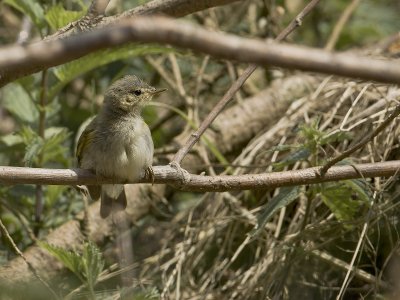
[1,0,400,299]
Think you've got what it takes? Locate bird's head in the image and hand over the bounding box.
[104,75,166,115]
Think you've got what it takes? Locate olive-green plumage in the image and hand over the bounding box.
[76,75,166,218]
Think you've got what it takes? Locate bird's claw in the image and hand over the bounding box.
[145,166,155,185]
[169,161,190,187]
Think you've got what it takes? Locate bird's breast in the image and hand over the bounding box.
[89,118,154,181]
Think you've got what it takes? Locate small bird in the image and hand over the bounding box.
[76,75,166,218]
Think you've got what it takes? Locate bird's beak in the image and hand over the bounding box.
[150,88,167,96]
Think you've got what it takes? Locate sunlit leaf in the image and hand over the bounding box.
[0,134,23,147]
[45,3,86,30]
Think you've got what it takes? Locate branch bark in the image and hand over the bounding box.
[1,16,400,88]
[0,161,399,192]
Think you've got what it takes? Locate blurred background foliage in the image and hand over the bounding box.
[0,0,400,299]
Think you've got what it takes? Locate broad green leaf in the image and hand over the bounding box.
[4,0,45,29]
[321,180,370,223]
[50,44,172,98]
[45,3,85,30]
[251,186,300,236]
[2,83,39,124]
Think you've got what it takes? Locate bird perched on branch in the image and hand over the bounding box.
[76,75,166,218]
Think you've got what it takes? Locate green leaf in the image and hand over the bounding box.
[39,242,84,282]
[24,138,42,167]
[273,148,310,169]
[320,130,352,146]
[50,44,172,98]
[321,180,370,223]
[251,186,300,236]
[42,127,71,167]
[40,241,104,290]
[45,3,86,30]
[82,241,104,291]
[4,0,45,29]
[0,134,23,147]
[46,186,67,207]
[2,83,39,124]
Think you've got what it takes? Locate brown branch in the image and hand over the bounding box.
[320,104,400,174]
[2,16,400,90]
[1,161,400,192]
[172,0,321,164]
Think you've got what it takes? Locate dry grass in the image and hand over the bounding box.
[125,74,400,299]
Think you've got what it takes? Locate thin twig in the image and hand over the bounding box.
[171,0,321,164]
[320,103,400,174]
[0,217,59,299]
[276,0,321,41]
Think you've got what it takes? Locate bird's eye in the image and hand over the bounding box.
[133,90,142,96]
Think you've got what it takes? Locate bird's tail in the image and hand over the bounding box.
[100,184,127,218]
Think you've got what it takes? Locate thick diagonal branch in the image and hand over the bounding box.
[1,16,400,89]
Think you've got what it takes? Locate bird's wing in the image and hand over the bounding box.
[76,116,97,166]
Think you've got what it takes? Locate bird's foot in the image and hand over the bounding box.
[145,166,155,185]
[169,161,190,188]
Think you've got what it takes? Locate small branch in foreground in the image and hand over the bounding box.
[0,161,400,191]
[320,104,400,175]
[275,0,321,41]
[172,0,321,164]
